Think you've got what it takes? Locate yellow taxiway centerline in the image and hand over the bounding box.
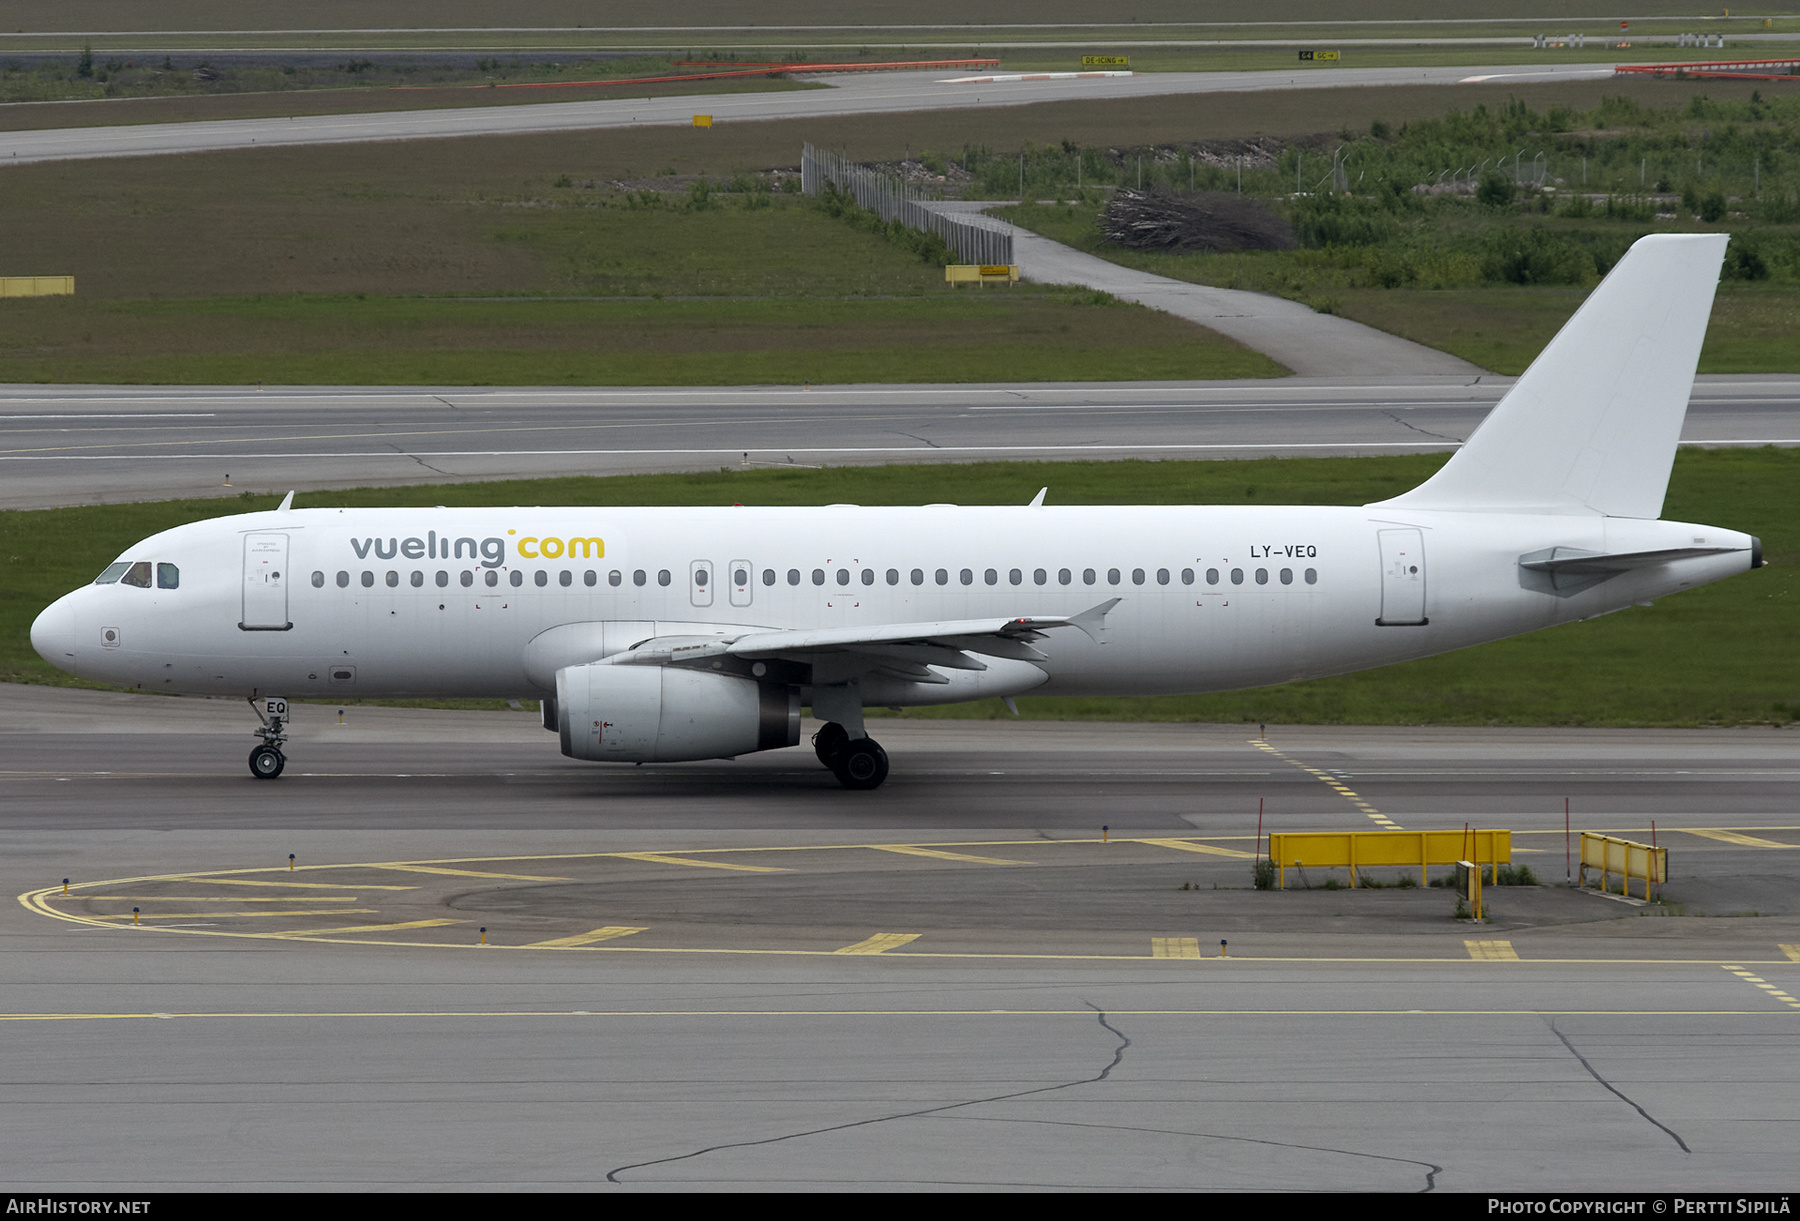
[869,845,1027,865]
[527,926,647,948]
[835,933,923,955]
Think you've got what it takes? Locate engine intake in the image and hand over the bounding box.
[556,663,799,762]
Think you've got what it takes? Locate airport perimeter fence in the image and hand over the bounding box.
[801,142,1013,266]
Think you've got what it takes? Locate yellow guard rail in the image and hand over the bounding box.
[1268,829,1512,888]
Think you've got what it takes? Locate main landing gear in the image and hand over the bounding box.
[812,722,889,791]
[248,695,289,780]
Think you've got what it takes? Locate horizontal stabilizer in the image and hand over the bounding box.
[1518,543,1745,596]
[1374,233,1728,519]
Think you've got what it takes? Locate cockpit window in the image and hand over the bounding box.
[119,561,153,588]
[157,563,179,590]
[93,562,130,585]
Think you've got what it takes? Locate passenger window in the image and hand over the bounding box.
[761,569,776,586]
[786,569,800,586]
[657,570,671,587]
[362,571,374,588]
[534,571,548,587]
[437,571,449,587]
[509,570,523,588]
[960,568,973,585]
[1057,568,1070,585]
[1132,568,1145,586]
[460,571,474,588]
[733,567,748,587]
[694,568,708,587]
[885,568,898,586]
[93,561,131,585]
[1280,568,1293,585]
[1008,569,1021,585]
[1107,568,1120,585]
[984,569,997,586]
[911,569,924,586]
[337,571,350,588]
[1180,568,1194,585]
[812,569,825,586]
[587,571,599,587]
[411,571,424,588]
[1156,568,1169,585]
[606,570,619,587]
[1083,568,1095,585]
[1206,568,1220,585]
[387,571,400,588]
[1255,568,1269,585]
[310,571,323,589]
[120,562,153,588]
[633,570,646,586]
[1305,568,1318,585]
[861,569,875,586]
[560,570,572,587]
[1230,568,1244,585]
[1034,568,1047,585]
[837,569,850,586]
[936,569,948,585]
[484,570,499,587]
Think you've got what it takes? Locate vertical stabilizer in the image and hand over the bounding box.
[1373,233,1727,518]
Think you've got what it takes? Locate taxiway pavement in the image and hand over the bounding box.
[5,685,1797,1189]
[6,375,1799,509]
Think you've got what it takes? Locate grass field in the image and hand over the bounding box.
[0,75,1773,384]
[3,451,1793,727]
[0,188,1278,384]
[1,79,1763,304]
[1003,199,1800,375]
[0,291,1280,385]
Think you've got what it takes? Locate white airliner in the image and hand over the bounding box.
[30,234,1763,789]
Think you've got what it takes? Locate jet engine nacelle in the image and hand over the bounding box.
[555,662,799,762]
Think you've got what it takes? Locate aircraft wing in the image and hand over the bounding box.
[608,598,1120,671]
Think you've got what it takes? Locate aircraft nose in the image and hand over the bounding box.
[30,593,79,676]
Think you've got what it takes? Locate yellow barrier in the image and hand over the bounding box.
[1267,829,1512,889]
[692,114,713,128]
[945,264,1020,285]
[0,276,74,297]
[1579,832,1665,900]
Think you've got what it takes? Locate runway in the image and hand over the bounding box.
[0,62,1617,165]
[4,684,1798,1189]
[5,375,1799,508]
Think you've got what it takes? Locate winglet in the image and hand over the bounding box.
[1028,487,1047,508]
[1067,597,1121,645]
[276,490,295,512]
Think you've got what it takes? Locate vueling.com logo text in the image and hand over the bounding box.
[348,530,603,570]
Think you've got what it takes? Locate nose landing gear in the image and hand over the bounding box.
[248,695,289,780]
[249,743,286,779]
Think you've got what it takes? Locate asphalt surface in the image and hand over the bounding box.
[4,375,1797,509]
[0,62,1618,166]
[4,685,1798,1190]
